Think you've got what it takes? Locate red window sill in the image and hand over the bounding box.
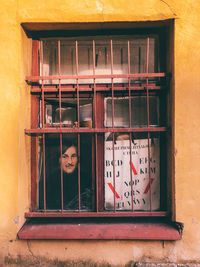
[18,219,182,240]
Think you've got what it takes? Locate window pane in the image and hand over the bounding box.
[43,97,92,127]
[38,134,93,211]
[104,133,160,211]
[41,36,159,84]
[104,96,160,127]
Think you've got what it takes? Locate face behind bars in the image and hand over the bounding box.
[60,145,78,174]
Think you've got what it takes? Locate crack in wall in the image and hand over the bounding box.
[160,0,177,16]
[26,240,40,265]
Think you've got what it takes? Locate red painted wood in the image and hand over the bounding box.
[18,221,181,240]
[25,211,168,218]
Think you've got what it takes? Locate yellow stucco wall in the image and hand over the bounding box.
[0,0,200,265]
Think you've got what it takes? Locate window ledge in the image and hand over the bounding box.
[18,219,182,240]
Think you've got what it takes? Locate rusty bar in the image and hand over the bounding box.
[127,40,134,211]
[25,126,168,135]
[40,41,45,127]
[128,41,132,128]
[110,40,116,212]
[25,211,168,218]
[93,40,96,128]
[95,133,98,212]
[58,41,64,212]
[42,133,46,211]
[76,41,80,127]
[60,134,64,212]
[93,40,98,212]
[146,37,152,211]
[26,72,167,82]
[75,40,81,211]
[40,41,46,212]
[31,84,163,93]
[78,133,81,211]
[58,40,62,126]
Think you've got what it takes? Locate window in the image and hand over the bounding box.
[20,25,181,240]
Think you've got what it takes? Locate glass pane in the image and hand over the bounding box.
[60,40,76,84]
[38,134,93,211]
[104,96,160,127]
[44,97,92,127]
[104,133,160,211]
[42,36,159,84]
[42,40,59,84]
[113,40,128,83]
[78,40,93,84]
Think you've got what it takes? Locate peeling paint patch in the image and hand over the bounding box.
[13,216,19,225]
[96,0,103,12]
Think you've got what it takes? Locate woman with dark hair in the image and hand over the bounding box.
[39,141,92,211]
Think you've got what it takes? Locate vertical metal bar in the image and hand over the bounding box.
[42,133,46,211]
[76,41,81,211]
[78,134,81,211]
[93,40,97,129]
[76,41,80,127]
[110,40,116,212]
[58,40,62,126]
[60,134,63,212]
[93,40,99,212]
[58,40,64,212]
[128,41,132,128]
[146,37,152,211]
[40,41,45,127]
[128,41,134,211]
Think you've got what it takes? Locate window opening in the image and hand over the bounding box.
[26,33,169,218]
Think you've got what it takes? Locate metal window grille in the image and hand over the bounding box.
[25,35,169,218]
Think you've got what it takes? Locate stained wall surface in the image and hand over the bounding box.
[0,0,200,266]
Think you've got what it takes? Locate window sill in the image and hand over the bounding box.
[18,218,182,240]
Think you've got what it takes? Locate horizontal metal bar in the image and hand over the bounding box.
[25,127,168,135]
[30,84,164,93]
[25,211,168,218]
[26,72,167,82]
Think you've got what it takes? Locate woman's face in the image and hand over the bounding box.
[60,146,78,174]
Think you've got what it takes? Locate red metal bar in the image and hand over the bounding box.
[75,41,81,211]
[93,40,96,128]
[146,37,152,212]
[93,40,99,212]
[25,127,168,135]
[42,133,46,211]
[110,40,116,212]
[78,134,81,211]
[25,211,168,218]
[58,40,62,126]
[26,72,167,82]
[58,41,64,212]
[76,41,80,127]
[60,134,64,212]
[30,84,164,93]
[40,41,45,127]
[127,41,134,211]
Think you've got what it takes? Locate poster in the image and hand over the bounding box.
[104,138,160,211]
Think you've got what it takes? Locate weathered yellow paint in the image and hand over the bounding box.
[0,0,200,265]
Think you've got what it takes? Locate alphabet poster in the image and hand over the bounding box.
[104,138,160,211]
